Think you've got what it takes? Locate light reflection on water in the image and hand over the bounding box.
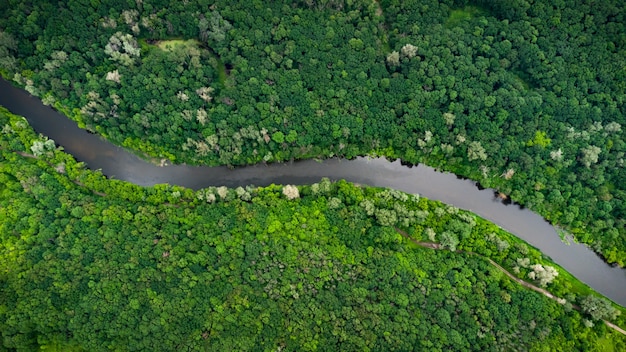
[1,77,624,306]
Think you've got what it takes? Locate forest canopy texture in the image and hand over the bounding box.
[1,106,625,351]
[1,0,625,265]
[2,0,626,350]
[1,0,624,266]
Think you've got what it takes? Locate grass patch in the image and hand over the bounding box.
[594,335,616,352]
[215,59,227,87]
[155,39,199,51]
[445,6,484,28]
[150,38,227,87]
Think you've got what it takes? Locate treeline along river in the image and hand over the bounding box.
[1,77,625,306]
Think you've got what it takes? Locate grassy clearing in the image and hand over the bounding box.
[594,335,616,351]
[155,39,199,51]
[151,38,227,87]
[445,6,484,28]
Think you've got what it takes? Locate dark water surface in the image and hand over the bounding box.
[1,78,625,306]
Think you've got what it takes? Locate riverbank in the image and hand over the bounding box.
[1,77,625,306]
[2,105,625,350]
[395,228,626,336]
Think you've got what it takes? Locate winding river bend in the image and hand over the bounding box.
[1,78,625,306]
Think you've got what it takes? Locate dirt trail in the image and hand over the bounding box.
[7,148,625,336]
[394,228,626,336]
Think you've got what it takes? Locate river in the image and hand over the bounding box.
[1,77,625,306]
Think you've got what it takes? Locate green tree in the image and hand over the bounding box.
[580,295,619,321]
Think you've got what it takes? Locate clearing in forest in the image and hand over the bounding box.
[445,6,484,28]
[155,39,199,51]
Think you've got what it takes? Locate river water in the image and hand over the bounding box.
[1,78,624,306]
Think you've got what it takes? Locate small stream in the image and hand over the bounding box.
[1,77,624,306]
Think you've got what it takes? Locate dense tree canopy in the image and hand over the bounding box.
[0,0,624,266]
[1,107,625,351]
[1,0,624,265]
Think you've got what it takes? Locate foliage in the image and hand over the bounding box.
[1,107,625,350]
[580,295,620,321]
[2,1,624,265]
[1,0,625,264]
[527,263,559,287]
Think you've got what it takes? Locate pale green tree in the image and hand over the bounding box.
[467,141,487,161]
[440,232,459,251]
[580,145,601,167]
[386,51,400,67]
[401,44,418,58]
[580,295,620,321]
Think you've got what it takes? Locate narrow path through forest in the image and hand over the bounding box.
[394,228,626,336]
[5,148,625,335]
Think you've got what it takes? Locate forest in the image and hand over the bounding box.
[0,0,624,266]
[1,0,626,349]
[1,106,625,350]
